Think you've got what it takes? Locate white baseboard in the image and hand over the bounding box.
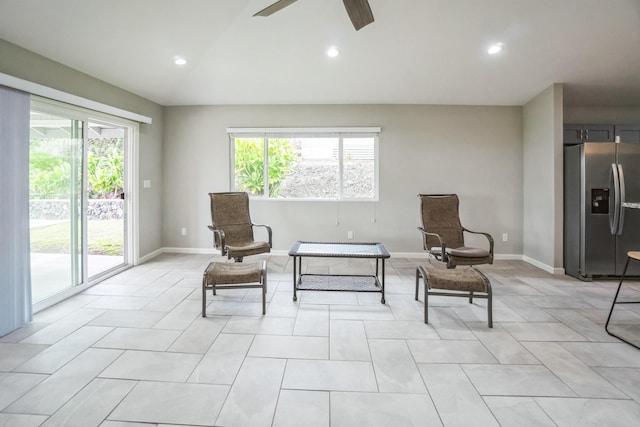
[522,255,565,275]
[137,248,164,264]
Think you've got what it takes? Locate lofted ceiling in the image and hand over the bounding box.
[1,0,639,107]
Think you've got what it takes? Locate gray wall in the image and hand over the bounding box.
[522,84,564,270]
[163,104,524,255]
[0,39,164,258]
[564,106,640,124]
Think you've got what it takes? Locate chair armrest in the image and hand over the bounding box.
[417,227,447,253]
[252,223,273,248]
[462,227,494,260]
[208,225,226,254]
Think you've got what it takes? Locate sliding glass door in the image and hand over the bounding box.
[29,111,83,302]
[29,102,131,306]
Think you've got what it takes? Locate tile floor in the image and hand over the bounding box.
[1,253,640,426]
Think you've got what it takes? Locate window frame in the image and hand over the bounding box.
[228,127,380,202]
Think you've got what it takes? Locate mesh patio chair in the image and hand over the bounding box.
[208,192,272,262]
[417,194,494,269]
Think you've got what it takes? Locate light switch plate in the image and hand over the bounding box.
[143,179,151,189]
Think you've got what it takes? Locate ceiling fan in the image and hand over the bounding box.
[254,0,375,31]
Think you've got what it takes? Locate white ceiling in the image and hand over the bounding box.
[1,0,640,107]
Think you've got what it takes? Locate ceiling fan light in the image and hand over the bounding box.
[327,46,340,58]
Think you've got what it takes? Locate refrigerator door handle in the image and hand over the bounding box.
[610,163,621,235]
[617,163,625,235]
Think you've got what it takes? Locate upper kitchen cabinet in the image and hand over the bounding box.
[615,125,640,143]
[563,124,615,144]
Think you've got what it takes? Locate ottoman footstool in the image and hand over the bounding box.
[202,260,267,317]
[415,265,492,327]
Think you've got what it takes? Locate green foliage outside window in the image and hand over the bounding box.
[29,138,123,199]
[234,138,298,197]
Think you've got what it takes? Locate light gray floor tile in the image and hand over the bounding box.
[85,296,153,311]
[205,300,270,317]
[82,284,141,296]
[222,316,295,335]
[330,320,370,361]
[15,326,113,374]
[329,304,394,321]
[41,378,136,427]
[384,294,423,321]
[0,322,48,343]
[483,396,556,427]
[523,341,627,398]
[408,340,497,364]
[99,350,202,382]
[331,391,442,427]
[216,357,286,427]
[293,304,329,336]
[272,390,330,427]
[100,421,152,427]
[419,363,499,427]
[0,342,48,371]
[142,287,198,313]
[560,342,640,368]
[88,309,166,328]
[7,348,122,415]
[168,315,228,353]
[266,292,300,318]
[20,308,105,345]
[496,296,558,322]
[363,319,439,339]
[545,308,619,342]
[424,307,476,340]
[368,339,426,393]
[93,327,182,351]
[462,364,576,397]
[472,327,540,364]
[595,367,640,402]
[283,359,377,392]
[248,335,328,359]
[535,397,640,427]
[0,413,48,427]
[500,322,586,341]
[188,333,253,384]
[0,372,47,411]
[33,295,99,323]
[109,381,229,425]
[152,299,201,330]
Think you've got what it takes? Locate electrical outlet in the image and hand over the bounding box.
[181,227,187,236]
[347,230,354,240]
[502,233,508,242]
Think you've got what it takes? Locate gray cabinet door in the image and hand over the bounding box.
[564,124,614,144]
[615,125,640,143]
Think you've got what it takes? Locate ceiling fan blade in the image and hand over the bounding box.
[343,0,374,30]
[253,0,299,17]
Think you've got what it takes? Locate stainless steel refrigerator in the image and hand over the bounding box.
[564,142,640,279]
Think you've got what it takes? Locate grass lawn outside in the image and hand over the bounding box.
[30,219,123,255]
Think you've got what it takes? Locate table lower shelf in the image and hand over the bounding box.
[296,274,381,292]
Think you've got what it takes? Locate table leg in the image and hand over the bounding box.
[381,259,386,304]
[292,255,298,301]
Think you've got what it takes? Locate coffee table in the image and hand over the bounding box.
[288,241,391,303]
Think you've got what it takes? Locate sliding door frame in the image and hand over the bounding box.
[31,97,139,312]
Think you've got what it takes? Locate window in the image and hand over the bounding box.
[229,128,380,200]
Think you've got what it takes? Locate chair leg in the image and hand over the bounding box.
[604,255,640,349]
[487,288,493,328]
[424,282,429,324]
[234,257,243,262]
[415,268,421,300]
[469,291,473,303]
[202,279,207,318]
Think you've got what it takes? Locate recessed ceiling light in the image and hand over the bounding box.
[487,43,504,55]
[173,56,188,66]
[326,46,340,58]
